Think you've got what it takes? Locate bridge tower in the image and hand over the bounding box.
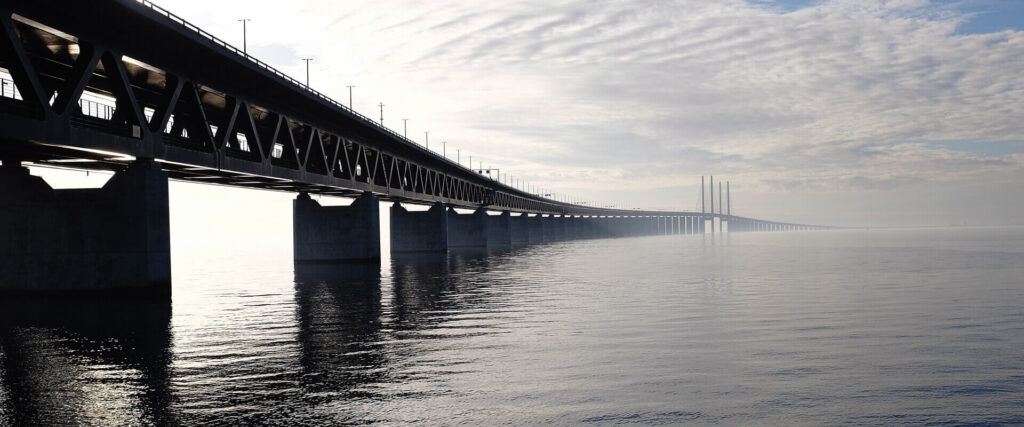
[719,180,724,232]
[701,176,706,234]
[710,175,715,233]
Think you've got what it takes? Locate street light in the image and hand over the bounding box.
[238,19,251,54]
[424,131,429,150]
[346,85,355,110]
[302,58,314,86]
[378,102,385,126]
[456,149,460,165]
[402,118,408,139]
[442,141,446,158]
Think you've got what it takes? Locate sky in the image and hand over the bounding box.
[36,0,1024,230]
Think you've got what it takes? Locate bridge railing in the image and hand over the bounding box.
[133,0,522,194]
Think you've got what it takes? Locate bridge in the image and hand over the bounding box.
[0,0,830,297]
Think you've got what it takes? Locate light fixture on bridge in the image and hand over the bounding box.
[237,18,251,54]
[301,57,314,86]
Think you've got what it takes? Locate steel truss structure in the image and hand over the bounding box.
[0,0,830,230]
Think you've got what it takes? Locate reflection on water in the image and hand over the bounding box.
[293,262,386,419]
[1,228,1024,424]
[0,297,171,425]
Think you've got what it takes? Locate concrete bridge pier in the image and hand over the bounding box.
[565,216,578,240]
[588,216,601,239]
[606,217,618,237]
[555,215,568,241]
[584,216,602,239]
[527,214,545,244]
[540,215,558,242]
[447,207,487,249]
[293,192,381,262]
[599,217,612,238]
[509,213,530,246]
[391,202,448,253]
[484,210,512,249]
[0,159,171,297]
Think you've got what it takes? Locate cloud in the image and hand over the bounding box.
[154,0,1024,223]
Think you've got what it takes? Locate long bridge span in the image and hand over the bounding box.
[0,0,830,297]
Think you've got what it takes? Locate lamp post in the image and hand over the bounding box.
[346,85,355,109]
[402,118,408,139]
[378,102,385,126]
[442,141,446,158]
[302,58,314,86]
[456,149,460,165]
[238,19,251,54]
[424,131,429,150]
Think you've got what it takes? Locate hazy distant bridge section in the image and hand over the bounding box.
[0,0,830,297]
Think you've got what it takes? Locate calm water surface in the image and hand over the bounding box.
[1,227,1023,425]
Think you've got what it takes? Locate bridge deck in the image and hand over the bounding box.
[0,0,827,228]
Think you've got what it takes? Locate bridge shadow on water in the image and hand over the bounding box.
[0,296,172,425]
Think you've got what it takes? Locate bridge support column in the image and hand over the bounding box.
[484,210,512,249]
[391,202,448,253]
[552,215,567,241]
[541,215,556,241]
[509,213,530,246]
[580,216,598,239]
[293,192,381,262]
[527,214,545,243]
[447,207,487,249]
[572,215,585,240]
[0,159,171,297]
